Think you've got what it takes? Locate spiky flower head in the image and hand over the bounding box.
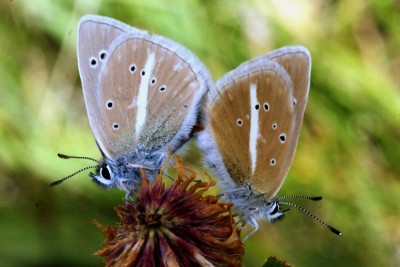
[95,155,244,266]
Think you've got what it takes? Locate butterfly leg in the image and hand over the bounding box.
[163,173,175,182]
[126,163,156,170]
[217,187,248,198]
[219,182,257,198]
[119,180,133,199]
[156,152,166,165]
[242,216,259,242]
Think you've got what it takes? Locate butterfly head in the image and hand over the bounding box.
[90,161,116,189]
[262,197,289,222]
[51,153,145,192]
[233,191,289,223]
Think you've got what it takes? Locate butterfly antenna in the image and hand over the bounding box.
[279,195,323,201]
[50,165,98,187]
[58,153,101,164]
[279,201,343,236]
[164,173,175,182]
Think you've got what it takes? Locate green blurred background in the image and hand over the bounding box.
[1,0,400,266]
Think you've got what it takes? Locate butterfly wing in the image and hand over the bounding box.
[202,47,310,198]
[77,15,147,159]
[78,16,210,160]
[208,60,295,197]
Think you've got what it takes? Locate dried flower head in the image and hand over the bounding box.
[94,155,244,266]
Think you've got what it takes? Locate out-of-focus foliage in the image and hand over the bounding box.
[0,0,399,266]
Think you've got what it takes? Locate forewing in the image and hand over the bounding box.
[209,60,296,197]
[97,34,210,158]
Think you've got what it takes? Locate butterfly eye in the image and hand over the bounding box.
[236,119,243,126]
[159,85,167,92]
[272,123,277,130]
[100,165,112,180]
[270,203,279,215]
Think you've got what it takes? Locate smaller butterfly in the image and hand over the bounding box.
[51,15,211,192]
[197,46,342,240]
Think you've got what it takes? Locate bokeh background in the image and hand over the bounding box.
[1,0,400,266]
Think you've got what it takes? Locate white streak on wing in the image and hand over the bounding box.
[134,52,155,137]
[249,83,259,174]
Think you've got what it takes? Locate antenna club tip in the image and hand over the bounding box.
[327,225,343,236]
[311,196,323,201]
[50,180,62,187]
[58,153,68,159]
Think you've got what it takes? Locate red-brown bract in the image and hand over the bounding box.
[94,155,244,267]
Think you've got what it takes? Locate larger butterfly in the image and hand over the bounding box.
[53,15,211,192]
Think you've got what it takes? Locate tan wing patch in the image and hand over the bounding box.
[209,62,295,196]
[139,41,201,151]
[210,78,252,187]
[98,37,202,157]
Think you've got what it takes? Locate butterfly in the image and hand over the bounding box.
[197,46,341,240]
[52,15,211,192]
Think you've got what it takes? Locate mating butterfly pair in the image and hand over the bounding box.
[53,15,341,238]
